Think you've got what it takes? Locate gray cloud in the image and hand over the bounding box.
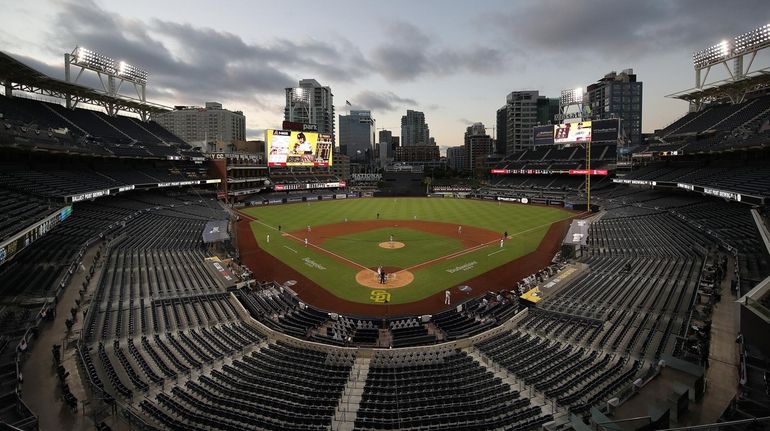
[370,21,508,81]
[352,91,417,112]
[488,0,769,60]
[43,0,373,110]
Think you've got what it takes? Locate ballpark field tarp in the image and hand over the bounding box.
[202,220,230,243]
[562,219,590,246]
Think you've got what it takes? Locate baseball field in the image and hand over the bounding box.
[239,197,576,311]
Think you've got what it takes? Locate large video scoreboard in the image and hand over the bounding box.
[266,129,333,167]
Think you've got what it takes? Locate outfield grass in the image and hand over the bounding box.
[243,198,573,304]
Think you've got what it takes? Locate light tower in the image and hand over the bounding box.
[668,23,770,110]
[286,87,311,124]
[64,47,148,118]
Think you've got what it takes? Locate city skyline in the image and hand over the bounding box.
[1,0,767,154]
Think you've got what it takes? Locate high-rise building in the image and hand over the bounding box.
[284,79,334,138]
[378,130,393,147]
[339,110,375,162]
[496,105,507,155]
[400,110,430,147]
[464,122,493,175]
[446,146,466,172]
[587,69,642,145]
[505,91,541,154]
[155,102,245,149]
[536,97,560,126]
[378,129,393,166]
[330,153,350,181]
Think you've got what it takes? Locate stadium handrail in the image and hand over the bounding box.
[653,416,770,431]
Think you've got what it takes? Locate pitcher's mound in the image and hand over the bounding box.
[379,241,405,249]
[356,268,414,289]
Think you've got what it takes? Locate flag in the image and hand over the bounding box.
[346,100,351,106]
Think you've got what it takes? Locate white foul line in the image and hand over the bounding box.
[487,249,505,257]
[399,211,586,274]
[283,246,298,253]
[247,214,372,272]
[241,209,587,276]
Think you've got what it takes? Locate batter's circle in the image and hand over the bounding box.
[356,268,414,288]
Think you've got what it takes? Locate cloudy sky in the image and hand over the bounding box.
[2,0,767,153]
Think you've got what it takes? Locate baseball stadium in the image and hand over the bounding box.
[1,9,770,431]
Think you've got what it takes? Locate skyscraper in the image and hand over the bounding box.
[284,79,334,138]
[156,101,245,148]
[400,110,431,147]
[378,129,393,166]
[587,69,642,145]
[339,110,375,162]
[446,146,467,172]
[536,97,560,126]
[464,122,492,175]
[496,105,507,155]
[505,91,540,154]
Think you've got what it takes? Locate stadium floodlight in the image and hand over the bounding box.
[72,46,115,73]
[734,23,770,54]
[292,87,307,103]
[116,60,148,85]
[560,88,584,105]
[692,39,733,69]
[693,23,770,69]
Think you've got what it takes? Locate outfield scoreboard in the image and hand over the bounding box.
[533,125,555,146]
[590,118,621,143]
[266,129,333,167]
[554,121,592,144]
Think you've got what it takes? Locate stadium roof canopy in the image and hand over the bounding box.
[667,71,770,107]
[0,51,171,117]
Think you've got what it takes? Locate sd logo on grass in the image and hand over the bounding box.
[369,290,391,303]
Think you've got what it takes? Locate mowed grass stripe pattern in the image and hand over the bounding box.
[244,198,566,233]
[321,228,466,268]
[243,198,573,304]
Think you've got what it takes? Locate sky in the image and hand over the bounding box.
[2,0,768,154]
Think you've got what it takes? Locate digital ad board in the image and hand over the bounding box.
[554,121,592,144]
[590,119,621,143]
[533,125,555,146]
[266,129,333,167]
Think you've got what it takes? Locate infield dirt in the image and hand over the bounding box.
[237,211,572,317]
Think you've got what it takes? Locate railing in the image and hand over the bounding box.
[743,296,770,321]
[655,416,770,430]
[673,256,712,361]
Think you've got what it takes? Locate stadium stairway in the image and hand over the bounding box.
[18,238,107,430]
[466,347,562,419]
[128,336,270,414]
[331,355,371,431]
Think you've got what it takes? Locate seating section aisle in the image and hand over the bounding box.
[356,349,552,430]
